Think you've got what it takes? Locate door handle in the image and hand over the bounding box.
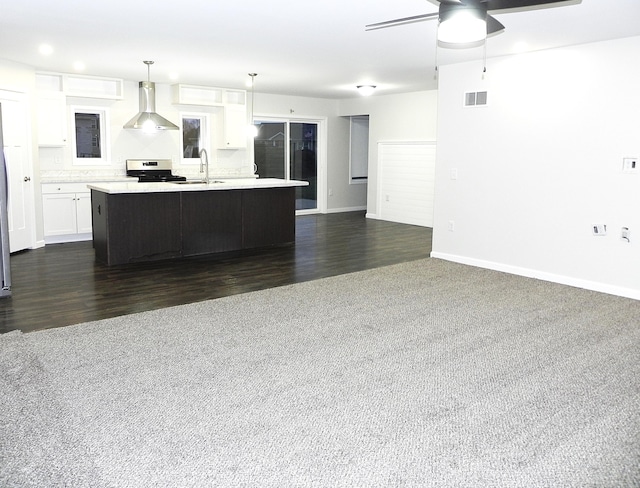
[23,176,31,182]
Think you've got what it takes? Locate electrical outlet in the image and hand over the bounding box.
[621,227,631,242]
[448,220,455,232]
[592,224,607,236]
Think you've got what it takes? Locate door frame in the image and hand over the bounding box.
[253,114,327,215]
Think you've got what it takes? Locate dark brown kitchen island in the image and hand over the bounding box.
[89,178,307,266]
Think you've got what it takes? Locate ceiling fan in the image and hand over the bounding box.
[366,0,581,45]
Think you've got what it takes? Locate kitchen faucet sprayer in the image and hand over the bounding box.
[199,148,209,184]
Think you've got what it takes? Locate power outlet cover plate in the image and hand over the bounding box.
[592,224,607,236]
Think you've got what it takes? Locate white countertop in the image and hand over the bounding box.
[87,178,309,194]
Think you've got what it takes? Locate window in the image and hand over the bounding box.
[181,113,209,163]
[72,106,110,165]
[349,115,369,183]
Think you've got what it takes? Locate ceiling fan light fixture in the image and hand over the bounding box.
[357,85,376,96]
[438,7,487,44]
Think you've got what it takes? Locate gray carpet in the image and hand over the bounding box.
[1,258,639,487]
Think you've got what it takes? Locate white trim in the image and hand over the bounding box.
[254,114,327,214]
[44,233,92,245]
[326,205,367,214]
[179,111,210,164]
[70,105,111,166]
[430,252,640,301]
[349,115,369,183]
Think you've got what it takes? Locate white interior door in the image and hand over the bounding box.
[1,90,34,252]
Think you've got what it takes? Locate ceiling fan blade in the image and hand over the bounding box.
[426,0,464,6]
[365,12,438,31]
[486,14,505,35]
[485,0,581,12]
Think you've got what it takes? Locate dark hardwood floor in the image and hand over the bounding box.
[0,212,432,334]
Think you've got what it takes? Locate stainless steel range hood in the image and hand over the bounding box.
[123,61,179,131]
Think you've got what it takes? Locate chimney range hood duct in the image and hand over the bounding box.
[123,61,179,131]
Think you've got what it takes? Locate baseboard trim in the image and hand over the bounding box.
[326,206,367,214]
[44,233,93,245]
[430,252,640,301]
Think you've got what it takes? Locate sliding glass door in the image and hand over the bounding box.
[254,119,318,212]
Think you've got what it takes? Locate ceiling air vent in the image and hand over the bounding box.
[464,91,488,107]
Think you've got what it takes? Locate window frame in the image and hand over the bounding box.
[71,105,111,166]
[349,115,369,184]
[180,112,210,165]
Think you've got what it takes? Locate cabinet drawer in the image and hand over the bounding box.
[42,183,91,194]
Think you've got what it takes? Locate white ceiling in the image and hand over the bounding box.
[2,0,640,99]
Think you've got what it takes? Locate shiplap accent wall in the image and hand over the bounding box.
[378,142,436,227]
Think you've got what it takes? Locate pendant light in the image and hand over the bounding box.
[248,73,258,138]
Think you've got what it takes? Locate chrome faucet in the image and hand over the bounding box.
[199,148,209,184]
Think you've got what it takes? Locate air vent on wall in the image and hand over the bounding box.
[464,91,488,107]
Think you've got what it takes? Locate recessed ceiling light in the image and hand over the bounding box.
[73,61,86,71]
[38,43,53,56]
[169,72,179,81]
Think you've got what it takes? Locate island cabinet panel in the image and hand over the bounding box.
[242,187,295,249]
[181,190,242,256]
[92,190,182,265]
[91,185,300,266]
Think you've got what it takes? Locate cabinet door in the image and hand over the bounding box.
[37,91,67,146]
[75,193,93,233]
[42,193,77,236]
[223,105,247,149]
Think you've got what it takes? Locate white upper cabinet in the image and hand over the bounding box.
[36,72,123,100]
[37,91,67,147]
[223,105,248,149]
[172,84,223,106]
[171,84,246,108]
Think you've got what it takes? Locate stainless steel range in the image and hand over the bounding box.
[126,159,186,182]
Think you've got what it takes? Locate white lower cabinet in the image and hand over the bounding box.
[42,183,93,243]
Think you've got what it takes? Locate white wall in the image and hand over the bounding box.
[432,36,640,299]
[339,91,438,218]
